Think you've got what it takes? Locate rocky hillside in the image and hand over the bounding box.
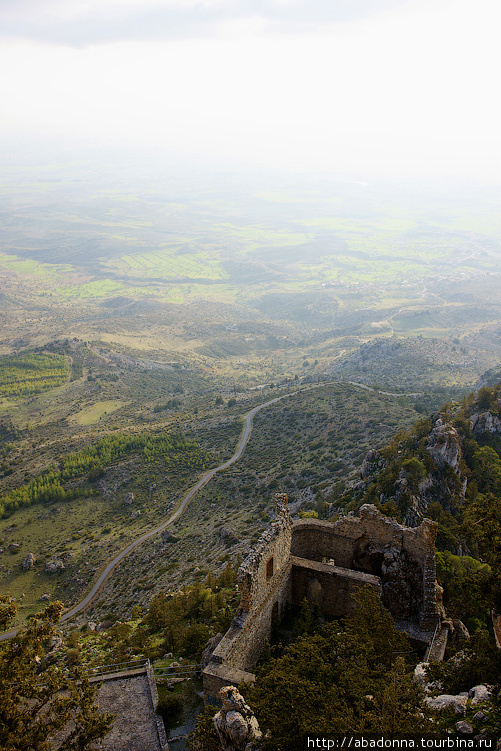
[331,336,483,390]
[348,381,501,529]
[338,382,501,633]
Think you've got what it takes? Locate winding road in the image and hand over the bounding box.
[0,393,289,641]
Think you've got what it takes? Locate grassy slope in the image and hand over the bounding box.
[1,376,421,627]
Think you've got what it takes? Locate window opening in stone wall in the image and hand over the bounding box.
[266,557,274,580]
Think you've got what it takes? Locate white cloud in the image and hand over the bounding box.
[0,0,416,46]
[0,0,500,180]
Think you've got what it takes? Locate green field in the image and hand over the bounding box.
[72,400,127,425]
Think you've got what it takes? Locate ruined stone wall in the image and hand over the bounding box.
[291,505,439,628]
[290,557,382,617]
[217,561,292,672]
[203,495,293,704]
[291,506,405,564]
[237,493,292,614]
[203,499,441,704]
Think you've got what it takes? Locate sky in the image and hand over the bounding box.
[1,0,500,180]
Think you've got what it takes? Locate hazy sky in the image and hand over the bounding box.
[1,0,500,180]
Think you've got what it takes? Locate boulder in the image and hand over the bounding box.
[469,685,491,705]
[96,620,114,631]
[424,694,468,714]
[455,721,474,735]
[161,530,178,544]
[473,711,487,722]
[21,552,36,571]
[45,560,65,574]
[9,543,20,551]
[213,686,262,751]
[39,593,50,601]
[122,492,134,506]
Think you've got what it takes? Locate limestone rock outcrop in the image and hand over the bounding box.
[21,552,36,571]
[45,559,65,574]
[213,686,262,751]
[356,413,468,527]
[470,410,501,437]
[424,693,468,714]
[353,540,422,620]
[469,685,491,705]
[427,418,462,473]
[361,449,385,479]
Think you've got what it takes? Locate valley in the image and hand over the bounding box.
[1,156,501,633]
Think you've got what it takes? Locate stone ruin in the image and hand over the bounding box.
[203,494,444,705]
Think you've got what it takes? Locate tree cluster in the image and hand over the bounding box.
[193,588,429,751]
[144,561,239,661]
[0,431,213,517]
[0,596,113,751]
[0,353,69,398]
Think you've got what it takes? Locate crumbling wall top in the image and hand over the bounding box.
[292,504,437,568]
[237,493,292,612]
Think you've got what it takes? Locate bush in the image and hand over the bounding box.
[183,623,211,660]
[156,694,183,722]
[65,647,81,666]
[189,708,220,751]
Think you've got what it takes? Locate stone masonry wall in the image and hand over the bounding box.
[203,495,293,704]
[290,557,382,617]
[237,493,292,614]
[291,504,439,628]
[203,499,441,704]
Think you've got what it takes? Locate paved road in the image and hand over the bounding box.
[0,393,289,640]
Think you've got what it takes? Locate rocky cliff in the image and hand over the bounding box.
[350,383,501,530]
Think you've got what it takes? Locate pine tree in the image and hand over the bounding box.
[0,596,113,751]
